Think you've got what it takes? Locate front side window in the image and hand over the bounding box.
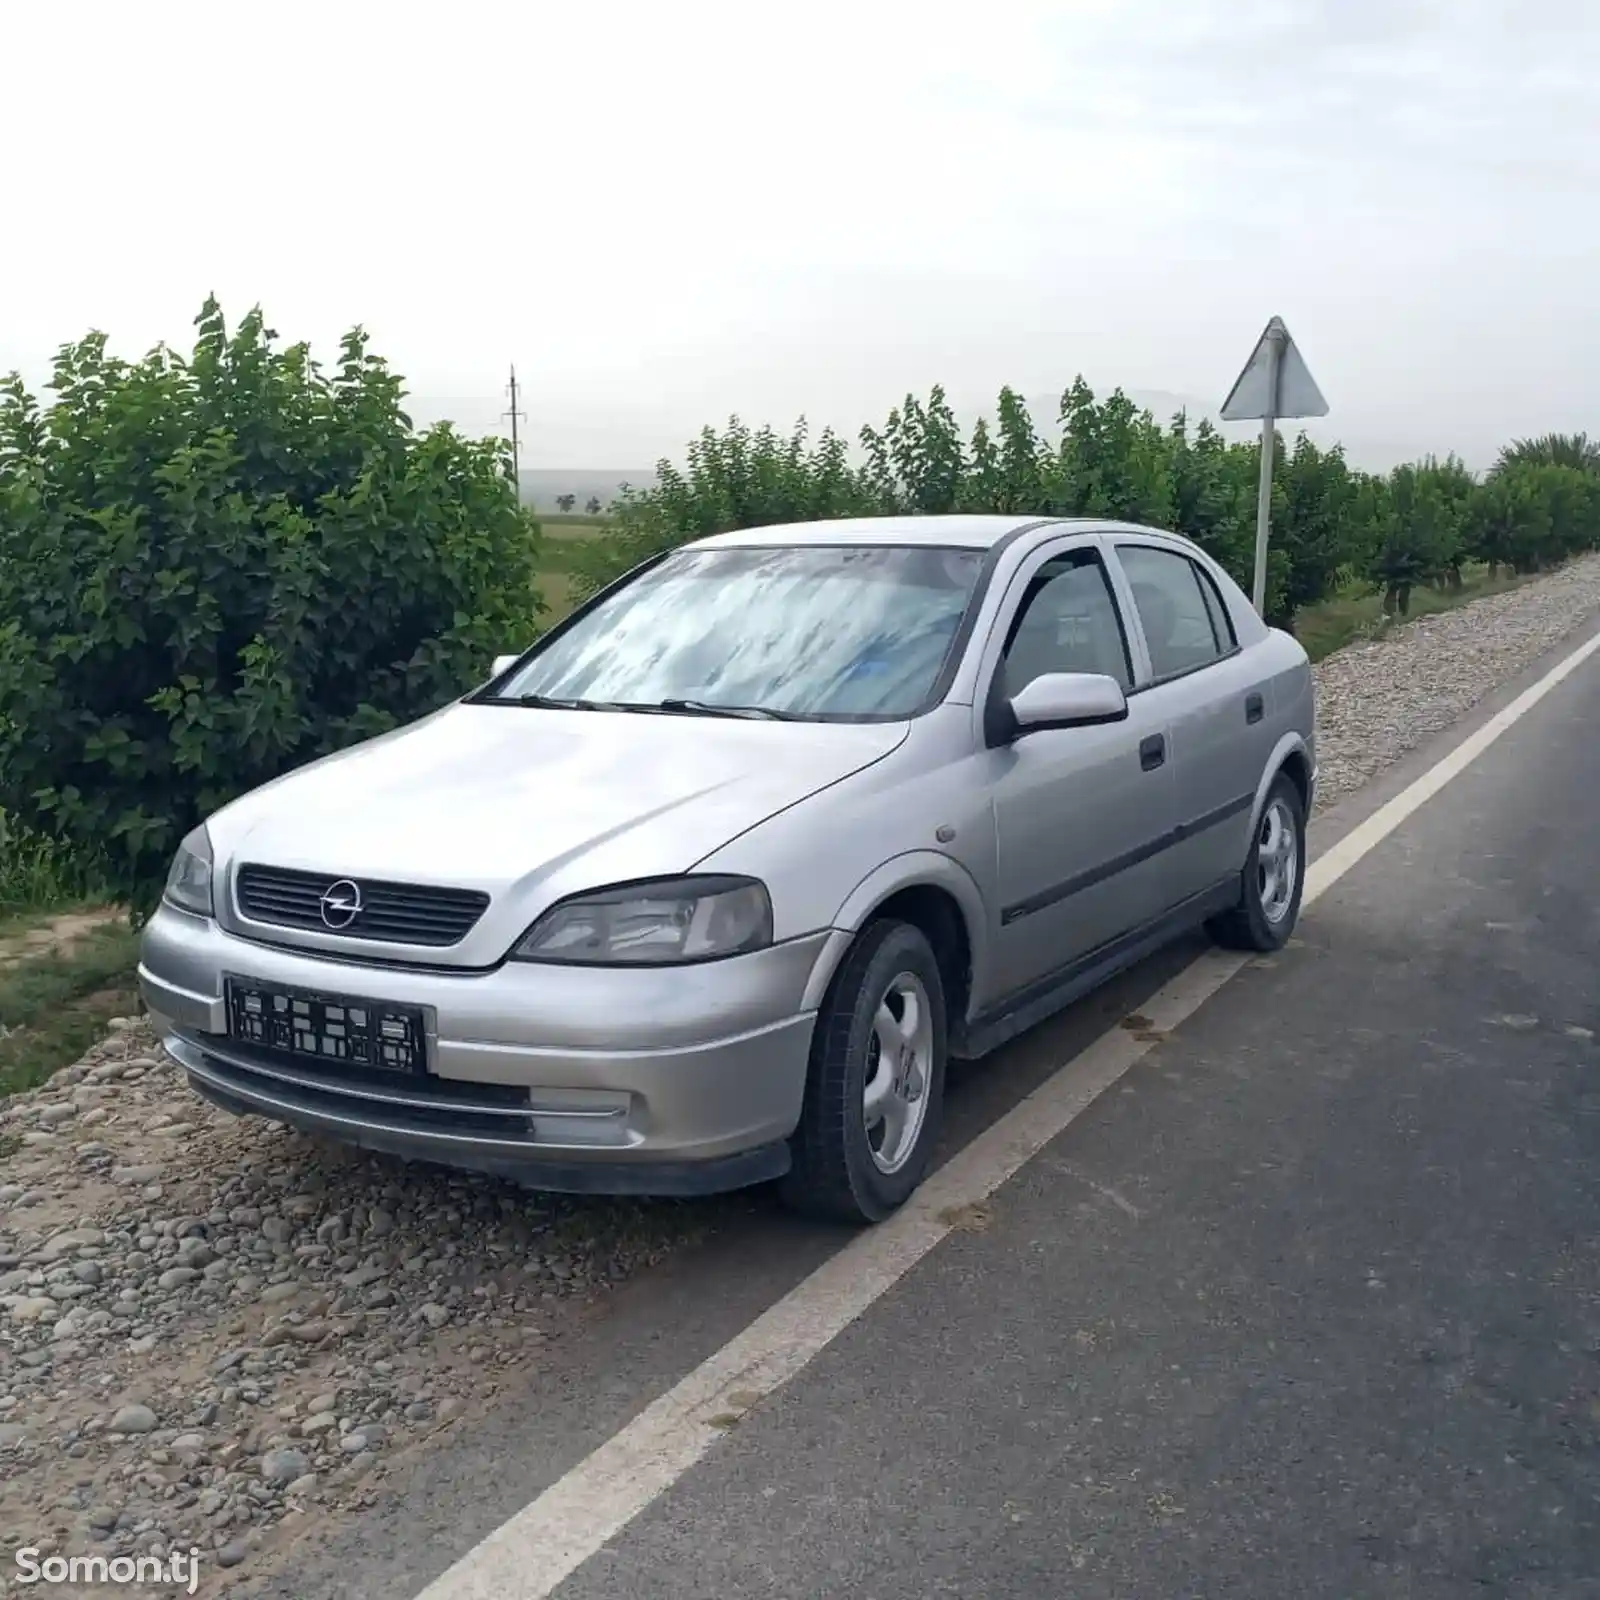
[496,544,985,720]
[1000,550,1133,693]
[1117,544,1231,680]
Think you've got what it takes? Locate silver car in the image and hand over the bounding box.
[138,515,1315,1224]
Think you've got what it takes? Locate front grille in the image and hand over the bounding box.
[235,864,490,947]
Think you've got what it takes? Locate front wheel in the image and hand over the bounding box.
[1206,773,1306,952]
[780,920,947,1225]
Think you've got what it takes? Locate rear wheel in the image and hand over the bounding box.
[780,920,947,1225]
[1206,772,1305,952]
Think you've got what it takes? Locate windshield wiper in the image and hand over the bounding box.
[484,692,801,720]
[492,693,617,711]
[650,698,800,721]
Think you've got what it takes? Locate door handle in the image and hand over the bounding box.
[1139,733,1166,772]
[1245,692,1264,725]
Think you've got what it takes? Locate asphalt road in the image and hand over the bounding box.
[254,632,1600,1600]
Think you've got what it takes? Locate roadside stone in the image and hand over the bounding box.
[260,1446,312,1487]
[216,1540,250,1568]
[111,1164,164,1184]
[108,1404,158,1434]
[7,1297,57,1323]
[263,1317,333,1346]
[157,1266,200,1289]
[35,1228,105,1262]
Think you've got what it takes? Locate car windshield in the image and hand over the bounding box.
[496,543,985,720]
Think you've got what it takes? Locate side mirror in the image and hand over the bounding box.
[491,654,519,679]
[1008,671,1128,737]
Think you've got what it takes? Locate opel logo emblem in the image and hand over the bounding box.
[319,879,363,930]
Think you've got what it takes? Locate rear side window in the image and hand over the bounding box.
[1117,544,1234,680]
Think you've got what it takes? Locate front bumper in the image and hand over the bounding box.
[138,904,835,1194]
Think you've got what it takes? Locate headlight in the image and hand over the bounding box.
[511,876,773,966]
[162,827,215,917]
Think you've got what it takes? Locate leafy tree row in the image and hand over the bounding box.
[570,386,1600,626]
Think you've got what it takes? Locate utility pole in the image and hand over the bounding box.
[503,364,527,487]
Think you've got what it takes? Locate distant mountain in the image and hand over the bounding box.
[518,468,657,512]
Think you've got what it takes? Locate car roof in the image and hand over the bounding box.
[684,513,1203,555]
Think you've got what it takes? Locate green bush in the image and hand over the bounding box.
[0,299,541,915]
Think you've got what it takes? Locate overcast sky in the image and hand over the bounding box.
[3,0,1596,473]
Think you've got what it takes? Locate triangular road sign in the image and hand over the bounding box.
[1220,316,1328,422]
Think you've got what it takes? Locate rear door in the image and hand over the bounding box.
[1109,540,1275,903]
[976,536,1180,1002]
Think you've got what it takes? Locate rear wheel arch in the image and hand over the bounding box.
[1277,746,1312,814]
[1249,732,1313,844]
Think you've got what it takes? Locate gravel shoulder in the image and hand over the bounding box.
[4,553,1600,1596]
[1309,553,1600,812]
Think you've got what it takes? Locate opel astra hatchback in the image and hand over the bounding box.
[139,515,1315,1224]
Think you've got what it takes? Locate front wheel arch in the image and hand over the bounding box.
[805,852,987,1022]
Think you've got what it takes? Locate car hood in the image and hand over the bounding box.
[209,703,906,961]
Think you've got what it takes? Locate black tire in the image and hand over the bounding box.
[1206,771,1307,952]
[780,920,948,1226]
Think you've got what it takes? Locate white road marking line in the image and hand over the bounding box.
[416,624,1600,1600]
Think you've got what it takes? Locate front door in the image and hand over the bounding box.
[980,541,1181,1002]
